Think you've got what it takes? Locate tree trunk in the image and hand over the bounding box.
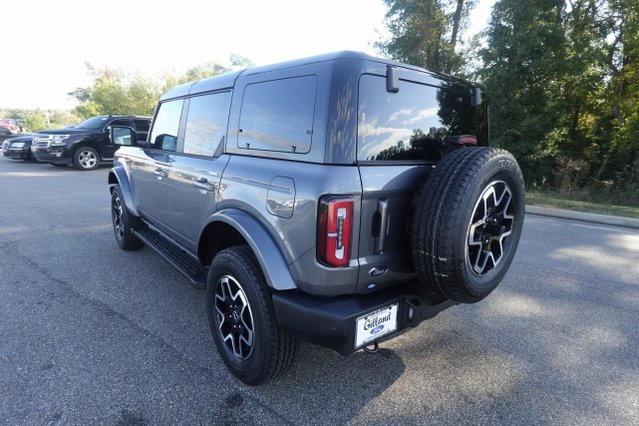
[450,0,464,52]
[611,16,625,121]
[570,103,580,142]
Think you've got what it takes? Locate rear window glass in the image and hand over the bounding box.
[357,75,479,162]
[238,75,317,154]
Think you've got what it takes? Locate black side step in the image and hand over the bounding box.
[133,228,207,290]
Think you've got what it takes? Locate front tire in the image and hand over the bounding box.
[111,186,143,250]
[206,246,298,385]
[74,147,100,170]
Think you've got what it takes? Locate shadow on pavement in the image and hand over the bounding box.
[258,344,406,423]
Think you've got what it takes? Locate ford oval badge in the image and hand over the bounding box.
[371,324,385,334]
[368,265,389,277]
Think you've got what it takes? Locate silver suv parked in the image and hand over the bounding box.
[108,51,525,385]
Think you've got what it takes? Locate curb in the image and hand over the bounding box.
[526,205,639,229]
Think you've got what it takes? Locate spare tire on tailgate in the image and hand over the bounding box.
[411,147,525,303]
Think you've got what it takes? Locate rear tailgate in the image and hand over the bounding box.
[355,72,485,293]
[357,164,431,292]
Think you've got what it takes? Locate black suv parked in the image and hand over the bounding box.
[32,115,151,170]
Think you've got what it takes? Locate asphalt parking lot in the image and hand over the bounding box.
[0,155,637,425]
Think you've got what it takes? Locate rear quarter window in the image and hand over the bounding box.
[357,75,478,162]
[237,75,317,154]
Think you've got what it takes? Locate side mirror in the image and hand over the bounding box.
[110,126,137,147]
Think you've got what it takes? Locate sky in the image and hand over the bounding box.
[1,0,495,110]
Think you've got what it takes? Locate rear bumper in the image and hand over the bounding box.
[272,282,457,355]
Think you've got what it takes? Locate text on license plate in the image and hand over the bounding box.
[355,303,399,348]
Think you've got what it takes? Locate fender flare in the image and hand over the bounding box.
[200,209,297,291]
[108,165,139,217]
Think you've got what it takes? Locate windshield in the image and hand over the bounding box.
[75,116,109,130]
[357,75,487,162]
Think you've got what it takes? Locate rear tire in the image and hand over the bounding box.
[206,246,298,385]
[411,147,525,303]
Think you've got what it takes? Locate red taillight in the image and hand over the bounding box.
[317,197,353,267]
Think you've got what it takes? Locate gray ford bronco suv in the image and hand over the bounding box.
[108,51,524,385]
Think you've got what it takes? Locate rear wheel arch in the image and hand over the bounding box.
[198,221,247,266]
[197,211,297,291]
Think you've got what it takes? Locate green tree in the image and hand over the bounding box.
[70,65,161,118]
[378,0,638,198]
[163,62,230,90]
[480,0,567,185]
[0,108,80,132]
[377,0,476,74]
[71,55,252,119]
[230,54,255,69]
[597,0,639,187]
[481,0,639,192]
[21,111,51,131]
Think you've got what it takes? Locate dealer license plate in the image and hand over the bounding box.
[355,303,399,348]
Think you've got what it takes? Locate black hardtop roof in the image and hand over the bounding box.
[159,51,472,101]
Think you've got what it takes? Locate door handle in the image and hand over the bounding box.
[153,168,167,179]
[374,199,390,254]
[192,176,215,192]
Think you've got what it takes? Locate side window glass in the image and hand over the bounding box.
[183,92,231,157]
[112,127,133,146]
[109,119,130,127]
[149,100,184,151]
[238,75,317,154]
[134,119,150,133]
